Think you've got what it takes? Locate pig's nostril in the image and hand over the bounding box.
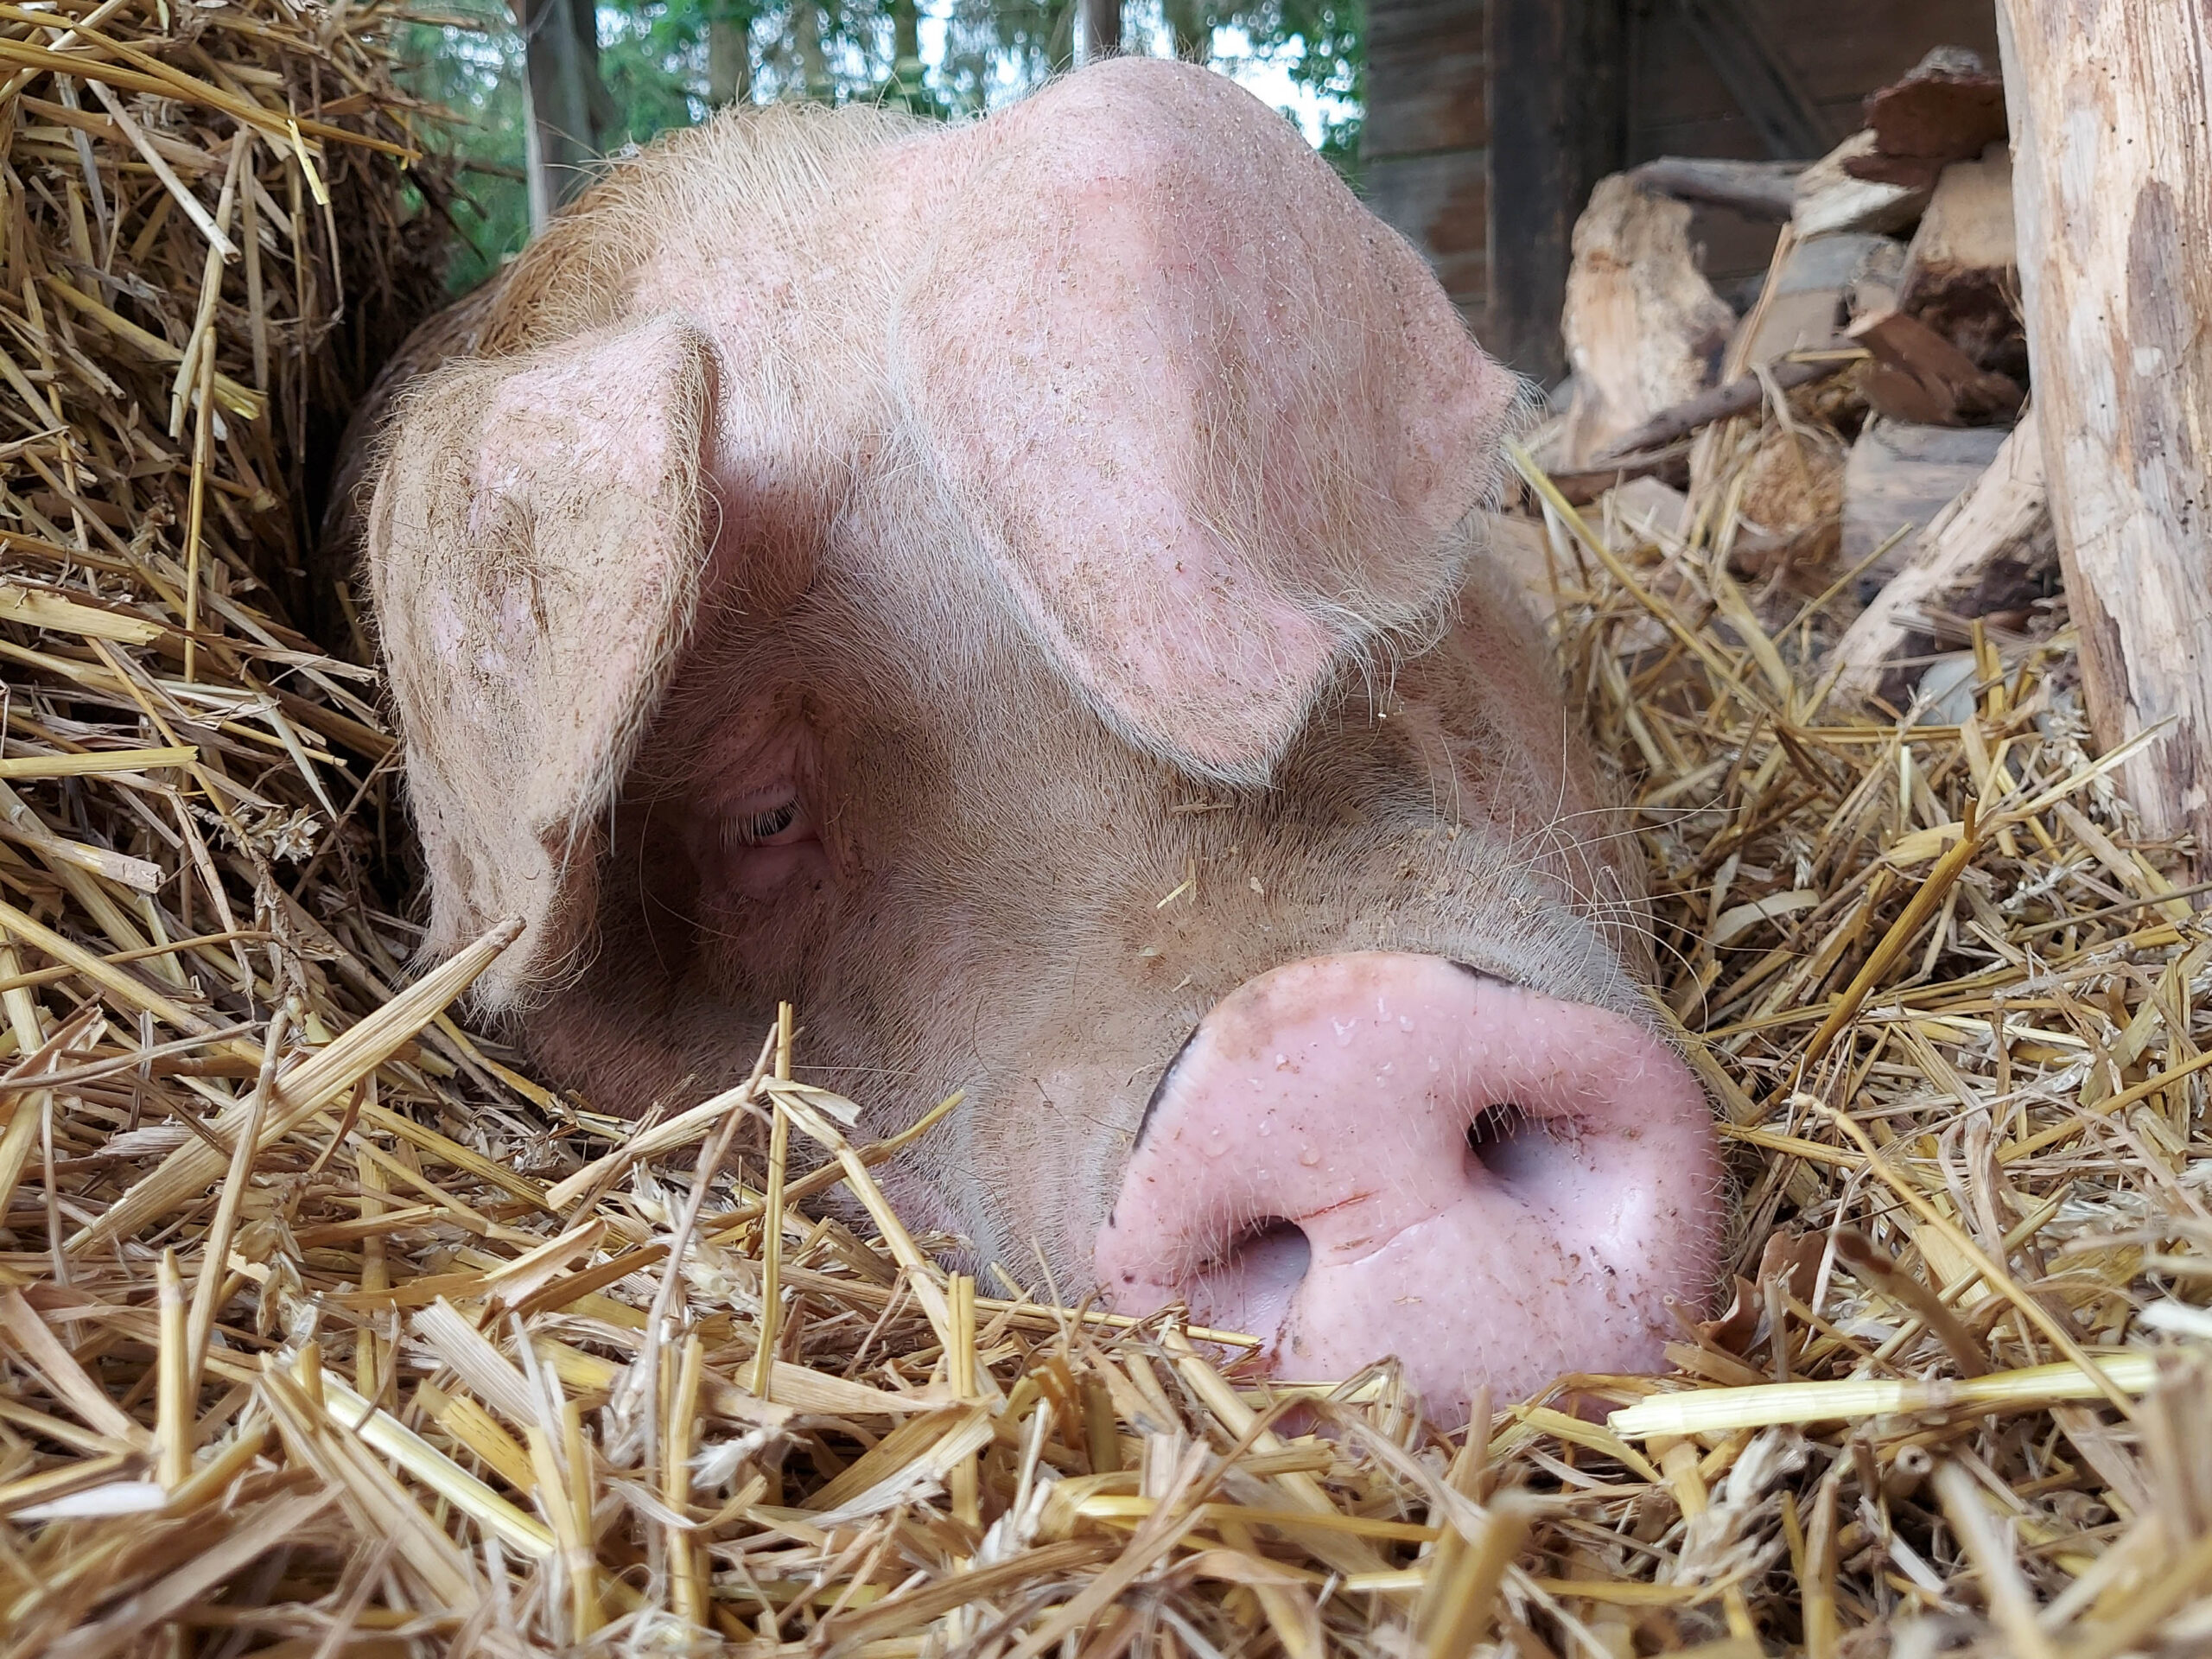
[1097,955,1725,1419]
[1465,1103,1550,1185]
[1192,1217,1312,1332]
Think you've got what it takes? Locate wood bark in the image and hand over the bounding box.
[1847,307,2024,426]
[1851,48,2009,190]
[1998,3,2212,864]
[1898,146,2024,378]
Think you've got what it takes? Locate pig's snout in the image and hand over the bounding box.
[1093,953,1721,1421]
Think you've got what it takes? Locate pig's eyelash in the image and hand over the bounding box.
[728,801,799,846]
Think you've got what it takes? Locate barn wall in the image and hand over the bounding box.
[1361,0,1492,334]
[1360,0,1627,379]
[1362,0,2005,381]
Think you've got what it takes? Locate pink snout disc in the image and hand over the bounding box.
[1093,953,1722,1421]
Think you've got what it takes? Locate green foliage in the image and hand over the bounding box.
[400,0,1364,290]
[598,0,715,143]
[934,0,1070,110]
[400,0,531,290]
[1254,0,1363,173]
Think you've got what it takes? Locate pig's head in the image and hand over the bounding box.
[364,60,1723,1419]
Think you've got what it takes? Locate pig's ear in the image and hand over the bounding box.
[365,315,712,1005]
[897,60,1519,786]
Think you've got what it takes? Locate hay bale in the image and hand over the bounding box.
[0,20,2208,1650]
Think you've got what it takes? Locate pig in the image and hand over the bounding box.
[358,56,1724,1421]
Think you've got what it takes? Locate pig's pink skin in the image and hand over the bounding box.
[361,58,1726,1422]
[1095,955,1720,1420]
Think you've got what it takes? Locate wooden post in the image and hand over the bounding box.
[1998,3,2212,867]
[1160,0,1208,62]
[1486,0,1630,380]
[793,0,833,101]
[886,0,927,108]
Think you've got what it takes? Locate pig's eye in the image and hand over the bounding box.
[695,765,829,903]
[726,797,809,848]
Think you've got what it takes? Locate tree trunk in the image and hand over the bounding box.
[1080,0,1120,63]
[709,4,752,105]
[518,0,601,228]
[573,0,619,139]
[1044,0,1076,72]
[1160,0,1207,63]
[885,0,925,108]
[1997,2,2212,868]
[794,0,833,102]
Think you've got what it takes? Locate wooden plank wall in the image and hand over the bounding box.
[1361,0,1491,335]
[1362,0,2004,380]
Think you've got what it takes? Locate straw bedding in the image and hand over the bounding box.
[0,14,2209,1652]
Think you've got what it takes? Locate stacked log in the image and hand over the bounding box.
[1529,40,2067,734]
[1535,16,2212,875]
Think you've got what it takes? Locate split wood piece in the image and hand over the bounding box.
[1849,238,1909,321]
[1794,131,1930,239]
[2000,1,2212,868]
[1554,175,1736,469]
[1627,156,1803,220]
[1898,144,2025,378]
[1847,47,2009,192]
[1827,410,2053,703]
[1738,232,1899,368]
[1471,511,1558,621]
[1847,307,2024,427]
[1840,419,2010,575]
[1592,346,1854,464]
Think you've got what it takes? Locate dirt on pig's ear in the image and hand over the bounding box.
[365,314,714,1005]
[895,59,1519,789]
